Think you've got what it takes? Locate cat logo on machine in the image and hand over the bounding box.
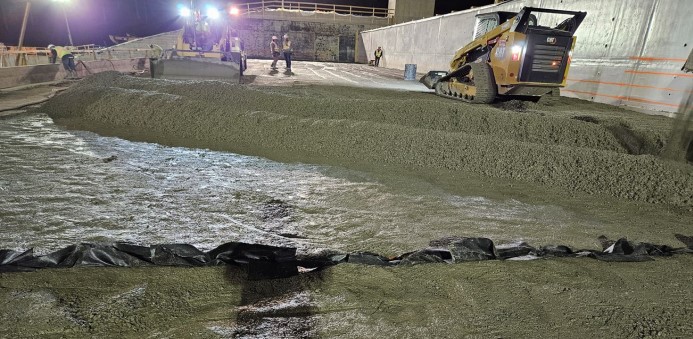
[495,39,507,58]
[547,37,557,44]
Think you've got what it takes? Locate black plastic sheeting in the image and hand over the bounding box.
[1,234,692,278]
[0,242,303,279]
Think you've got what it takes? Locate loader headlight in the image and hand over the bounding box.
[511,45,522,61]
[206,7,220,19]
[178,5,191,17]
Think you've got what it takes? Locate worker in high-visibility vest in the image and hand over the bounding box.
[374,47,383,67]
[149,44,163,59]
[282,34,292,72]
[270,36,280,69]
[48,44,77,78]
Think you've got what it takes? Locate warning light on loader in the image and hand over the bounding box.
[511,45,522,61]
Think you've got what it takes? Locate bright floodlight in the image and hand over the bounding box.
[207,7,220,19]
[179,6,191,17]
[229,7,239,15]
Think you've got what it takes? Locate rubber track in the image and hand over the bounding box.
[435,62,497,104]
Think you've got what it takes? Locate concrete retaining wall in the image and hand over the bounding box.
[360,0,693,114]
[238,17,381,62]
[110,18,384,63]
[0,58,146,89]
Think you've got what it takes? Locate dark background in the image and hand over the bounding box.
[0,0,494,47]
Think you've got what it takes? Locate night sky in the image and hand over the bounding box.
[0,0,494,47]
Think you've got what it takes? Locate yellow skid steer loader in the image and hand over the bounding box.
[421,7,586,103]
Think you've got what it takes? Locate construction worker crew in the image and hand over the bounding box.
[48,44,77,79]
[374,47,383,67]
[270,36,280,69]
[282,34,293,71]
[149,44,163,59]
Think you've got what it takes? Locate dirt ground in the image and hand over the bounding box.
[2,64,693,337]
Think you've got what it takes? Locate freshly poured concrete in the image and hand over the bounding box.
[41,71,693,207]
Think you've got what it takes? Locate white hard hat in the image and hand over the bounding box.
[272,36,278,40]
[283,34,289,39]
[47,44,55,49]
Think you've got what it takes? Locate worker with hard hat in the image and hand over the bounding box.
[282,34,293,72]
[48,44,77,79]
[149,44,163,59]
[270,36,280,69]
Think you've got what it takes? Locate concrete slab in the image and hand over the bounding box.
[0,84,70,117]
[242,59,433,93]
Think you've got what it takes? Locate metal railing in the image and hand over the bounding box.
[237,1,393,21]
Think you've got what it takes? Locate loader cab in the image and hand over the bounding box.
[182,16,222,52]
[510,7,587,84]
[512,7,585,36]
[473,12,534,39]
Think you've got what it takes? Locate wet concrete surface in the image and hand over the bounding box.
[41,71,693,207]
[242,60,432,92]
[3,113,663,255]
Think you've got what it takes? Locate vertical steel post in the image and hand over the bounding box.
[15,1,31,66]
[62,5,74,46]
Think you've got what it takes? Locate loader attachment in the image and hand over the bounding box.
[150,57,241,82]
[419,71,448,89]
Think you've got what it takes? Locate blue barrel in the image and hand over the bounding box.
[404,64,417,80]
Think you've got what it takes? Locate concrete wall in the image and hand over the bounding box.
[361,0,693,114]
[0,58,146,89]
[110,18,384,63]
[388,0,435,24]
[237,17,382,62]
